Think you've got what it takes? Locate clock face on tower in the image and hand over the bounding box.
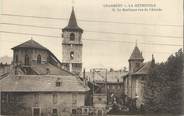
[61,7,83,75]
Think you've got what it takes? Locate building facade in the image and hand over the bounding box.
[123,44,155,109]
[85,69,127,107]
[0,39,89,116]
[62,7,83,75]
[1,75,88,116]
[0,63,10,76]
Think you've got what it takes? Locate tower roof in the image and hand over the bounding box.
[12,39,48,50]
[129,45,144,60]
[62,7,83,32]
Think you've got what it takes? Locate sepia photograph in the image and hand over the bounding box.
[0,0,183,116]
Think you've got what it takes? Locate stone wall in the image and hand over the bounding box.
[123,75,147,108]
[62,45,82,63]
[93,94,107,108]
[62,32,82,45]
[62,30,83,74]
[13,49,49,65]
[1,92,86,116]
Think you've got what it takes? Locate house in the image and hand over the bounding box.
[123,43,155,109]
[85,69,128,106]
[0,38,89,116]
[0,75,89,116]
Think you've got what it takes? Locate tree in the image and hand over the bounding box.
[143,49,183,113]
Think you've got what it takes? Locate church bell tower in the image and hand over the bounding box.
[62,7,83,75]
[128,43,144,73]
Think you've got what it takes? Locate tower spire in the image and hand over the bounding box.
[68,7,78,27]
[129,43,144,61]
[62,7,83,32]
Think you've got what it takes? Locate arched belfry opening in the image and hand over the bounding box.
[70,33,75,41]
[70,51,74,60]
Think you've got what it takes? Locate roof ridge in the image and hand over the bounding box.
[12,39,48,50]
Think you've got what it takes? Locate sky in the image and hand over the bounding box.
[0,0,183,70]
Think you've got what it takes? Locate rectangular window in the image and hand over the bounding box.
[1,93,7,103]
[56,82,61,87]
[97,110,103,116]
[34,93,39,105]
[53,93,58,104]
[83,108,88,114]
[9,94,15,104]
[72,109,77,114]
[56,78,62,87]
[72,94,77,106]
[32,108,41,116]
[53,108,58,114]
[2,93,15,104]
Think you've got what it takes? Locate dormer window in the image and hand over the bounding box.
[56,78,62,87]
[56,82,61,87]
[70,33,75,41]
[46,68,50,74]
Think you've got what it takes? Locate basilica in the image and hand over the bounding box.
[0,7,155,116]
[0,8,89,116]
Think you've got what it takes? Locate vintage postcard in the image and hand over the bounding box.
[0,0,183,116]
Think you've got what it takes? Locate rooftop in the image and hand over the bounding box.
[86,70,128,83]
[12,39,48,50]
[31,63,71,75]
[134,61,153,75]
[0,74,89,92]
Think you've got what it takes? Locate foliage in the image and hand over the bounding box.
[143,49,184,113]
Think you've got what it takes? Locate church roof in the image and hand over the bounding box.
[12,39,48,50]
[62,7,83,32]
[31,63,71,75]
[85,70,128,83]
[129,45,144,60]
[11,39,62,65]
[0,74,89,92]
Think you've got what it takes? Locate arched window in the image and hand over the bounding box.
[70,33,75,41]
[25,54,30,65]
[37,55,41,64]
[15,55,18,63]
[70,51,74,60]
